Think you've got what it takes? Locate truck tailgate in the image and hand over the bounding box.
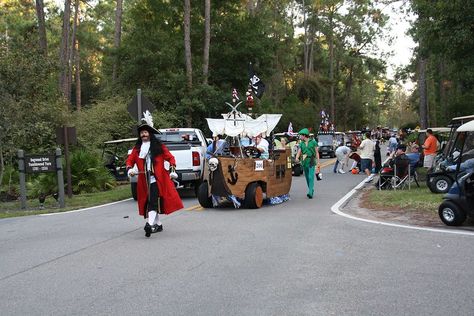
[166,143,193,170]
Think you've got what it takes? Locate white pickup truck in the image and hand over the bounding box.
[127,128,208,199]
[157,128,208,194]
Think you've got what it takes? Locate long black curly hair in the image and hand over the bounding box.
[135,133,163,158]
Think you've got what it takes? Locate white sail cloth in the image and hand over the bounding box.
[206,114,282,137]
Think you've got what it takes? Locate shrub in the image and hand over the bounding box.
[70,150,116,194]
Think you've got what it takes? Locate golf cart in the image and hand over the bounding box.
[344,131,361,152]
[438,120,474,226]
[317,132,336,158]
[427,116,474,193]
[198,100,292,209]
[102,138,138,199]
[274,132,302,176]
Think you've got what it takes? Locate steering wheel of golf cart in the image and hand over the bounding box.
[244,146,261,158]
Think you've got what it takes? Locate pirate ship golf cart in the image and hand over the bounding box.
[197,101,292,209]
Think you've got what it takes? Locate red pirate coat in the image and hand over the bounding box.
[126,144,183,216]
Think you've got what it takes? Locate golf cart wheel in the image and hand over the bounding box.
[197,182,213,208]
[131,182,138,201]
[438,200,467,226]
[430,176,452,194]
[293,165,302,176]
[244,182,264,209]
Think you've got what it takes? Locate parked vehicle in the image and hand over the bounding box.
[334,132,345,147]
[155,128,208,196]
[274,132,302,176]
[102,138,138,199]
[317,132,336,158]
[438,120,474,226]
[344,131,361,152]
[427,116,474,193]
[102,138,137,181]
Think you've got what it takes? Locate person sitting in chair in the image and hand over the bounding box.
[406,144,421,171]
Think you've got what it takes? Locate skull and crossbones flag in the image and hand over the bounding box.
[248,62,265,99]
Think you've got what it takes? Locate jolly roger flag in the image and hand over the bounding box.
[248,62,265,98]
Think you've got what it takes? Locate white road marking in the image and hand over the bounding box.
[39,199,133,216]
[331,180,474,236]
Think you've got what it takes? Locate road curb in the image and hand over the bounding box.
[330,180,474,236]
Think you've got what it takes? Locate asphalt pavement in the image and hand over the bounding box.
[1,157,474,316]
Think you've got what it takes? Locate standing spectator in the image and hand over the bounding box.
[388,134,398,156]
[374,138,382,173]
[333,144,351,174]
[422,129,438,169]
[359,132,376,183]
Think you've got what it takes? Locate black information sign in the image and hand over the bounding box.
[25,155,56,173]
[127,94,155,121]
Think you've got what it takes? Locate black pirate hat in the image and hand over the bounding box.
[137,111,160,134]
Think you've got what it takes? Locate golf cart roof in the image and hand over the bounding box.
[103,138,137,144]
[457,120,474,132]
[449,115,474,127]
[417,127,451,133]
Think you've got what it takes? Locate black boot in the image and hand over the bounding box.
[144,223,152,237]
[151,224,163,233]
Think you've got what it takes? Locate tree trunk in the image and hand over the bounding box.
[329,12,335,122]
[112,0,123,82]
[202,0,210,85]
[75,39,81,110]
[184,0,193,126]
[247,0,255,16]
[439,60,447,123]
[35,0,47,55]
[0,145,4,189]
[68,0,80,108]
[302,0,308,77]
[59,0,72,104]
[418,57,428,129]
[343,64,354,130]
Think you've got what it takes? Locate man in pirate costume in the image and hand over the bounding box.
[126,111,183,237]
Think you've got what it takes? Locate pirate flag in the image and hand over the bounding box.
[248,62,265,98]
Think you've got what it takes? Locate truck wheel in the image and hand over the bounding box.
[131,182,137,201]
[293,165,302,176]
[194,180,202,197]
[197,182,213,208]
[432,176,452,194]
[244,182,263,209]
[438,200,466,226]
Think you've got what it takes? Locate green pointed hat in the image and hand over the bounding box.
[298,128,310,136]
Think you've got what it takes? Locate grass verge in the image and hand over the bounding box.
[0,184,132,218]
[364,182,443,213]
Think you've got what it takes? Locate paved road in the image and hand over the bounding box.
[1,159,473,315]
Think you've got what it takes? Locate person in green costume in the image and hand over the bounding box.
[295,128,320,198]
